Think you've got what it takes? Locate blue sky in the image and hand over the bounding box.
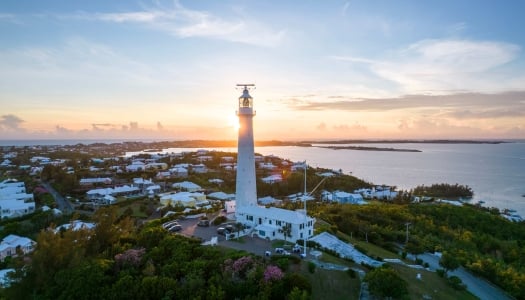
[1,0,524,140]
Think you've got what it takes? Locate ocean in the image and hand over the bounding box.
[127,142,525,217]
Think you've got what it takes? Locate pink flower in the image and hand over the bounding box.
[263,265,283,283]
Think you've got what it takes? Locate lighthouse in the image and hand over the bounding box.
[235,84,257,216]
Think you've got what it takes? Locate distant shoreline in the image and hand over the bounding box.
[317,145,421,152]
[303,139,508,145]
[0,138,513,148]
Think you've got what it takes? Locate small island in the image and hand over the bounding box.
[318,145,421,152]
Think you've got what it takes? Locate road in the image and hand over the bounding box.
[41,182,73,213]
[413,253,512,300]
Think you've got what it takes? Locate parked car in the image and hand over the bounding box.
[217,227,226,235]
[275,248,290,255]
[197,219,210,227]
[162,220,179,229]
[169,224,182,232]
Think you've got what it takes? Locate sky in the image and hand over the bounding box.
[1,0,524,141]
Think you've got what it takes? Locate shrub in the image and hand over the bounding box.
[447,276,467,290]
[354,244,367,255]
[308,262,316,274]
[346,268,356,278]
[436,268,446,278]
[213,215,227,225]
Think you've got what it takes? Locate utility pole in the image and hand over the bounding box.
[405,222,411,243]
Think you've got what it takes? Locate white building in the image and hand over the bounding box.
[235,85,258,213]
[172,181,202,192]
[237,206,314,241]
[0,234,36,261]
[232,85,316,242]
[0,179,35,218]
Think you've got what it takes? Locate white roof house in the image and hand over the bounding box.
[191,164,208,174]
[126,161,145,172]
[86,185,140,201]
[80,177,112,185]
[0,180,35,218]
[236,206,315,241]
[323,191,366,204]
[207,191,235,201]
[172,181,202,192]
[169,166,188,177]
[0,234,36,261]
[55,220,95,232]
[208,178,224,184]
[261,174,283,184]
[0,268,15,287]
[159,192,205,208]
[258,196,283,206]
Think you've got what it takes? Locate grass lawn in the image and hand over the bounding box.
[117,198,149,218]
[300,261,360,300]
[390,264,478,300]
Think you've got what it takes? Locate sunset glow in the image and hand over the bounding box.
[1,1,524,141]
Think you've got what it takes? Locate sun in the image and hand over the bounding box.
[227,115,240,132]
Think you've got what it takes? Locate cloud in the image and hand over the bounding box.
[0,114,25,131]
[73,1,285,47]
[341,2,351,16]
[286,91,525,118]
[332,39,523,94]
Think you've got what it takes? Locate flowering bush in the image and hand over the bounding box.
[114,247,145,268]
[263,265,283,283]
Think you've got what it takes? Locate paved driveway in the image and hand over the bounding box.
[177,217,307,258]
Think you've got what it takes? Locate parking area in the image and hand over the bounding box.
[173,216,309,259]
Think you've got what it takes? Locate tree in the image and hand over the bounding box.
[405,238,425,261]
[439,251,460,276]
[279,223,292,245]
[364,265,408,299]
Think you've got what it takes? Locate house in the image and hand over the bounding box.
[86,185,140,202]
[236,206,315,241]
[172,181,202,192]
[55,220,95,232]
[207,191,235,201]
[156,171,171,179]
[0,268,15,287]
[261,174,283,184]
[208,178,224,185]
[0,234,36,261]
[191,164,208,174]
[169,166,188,178]
[133,178,154,189]
[0,200,36,218]
[324,191,365,204]
[0,180,35,218]
[197,155,213,162]
[158,191,206,208]
[79,177,112,186]
[291,162,307,172]
[126,161,145,172]
[258,196,282,206]
[145,162,168,170]
[259,162,276,170]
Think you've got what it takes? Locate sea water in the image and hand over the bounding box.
[128,142,525,216]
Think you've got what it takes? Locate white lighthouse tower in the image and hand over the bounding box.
[235,84,257,216]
